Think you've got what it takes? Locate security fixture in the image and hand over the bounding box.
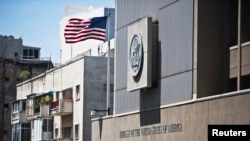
[90,108,110,117]
[90,109,97,117]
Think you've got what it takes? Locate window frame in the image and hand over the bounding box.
[75,85,80,100]
[74,124,79,139]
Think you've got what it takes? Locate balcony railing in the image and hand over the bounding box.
[51,99,73,116]
[12,111,28,124]
[26,104,51,120]
[12,112,19,120]
[26,106,33,117]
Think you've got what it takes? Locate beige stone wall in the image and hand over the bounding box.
[230,43,250,78]
[92,93,250,141]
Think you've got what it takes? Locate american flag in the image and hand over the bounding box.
[64,16,107,44]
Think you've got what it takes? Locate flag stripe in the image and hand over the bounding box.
[64,29,106,36]
[65,32,106,40]
[64,16,107,44]
[66,37,106,44]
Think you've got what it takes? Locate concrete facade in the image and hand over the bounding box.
[91,0,250,141]
[14,55,114,141]
[92,92,250,141]
[0,35,53,141]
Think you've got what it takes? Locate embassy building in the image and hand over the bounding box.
[91,0,250,141]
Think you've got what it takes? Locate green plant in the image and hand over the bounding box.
[44,95,51,103]
[19,70,31,79]
[40,95,51,105]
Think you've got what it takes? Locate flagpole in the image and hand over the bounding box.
[71,44,73,60]
[106,8,111,116]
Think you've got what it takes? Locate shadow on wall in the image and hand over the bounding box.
[98,118,103,140]
[140,39,161,126]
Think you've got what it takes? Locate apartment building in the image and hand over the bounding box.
[91,0,250,141]
[0,35,53,141]
[12,51,114,141]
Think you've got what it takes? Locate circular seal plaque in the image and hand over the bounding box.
[129,34,143,77]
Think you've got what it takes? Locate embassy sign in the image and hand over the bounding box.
[120,123,183,138]
[127,17,153,91]
[128,34,143,77]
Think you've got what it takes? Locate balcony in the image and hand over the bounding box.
[11,100,28,124]
[11,111,29,124]
[26,106,33,120]
[26,104,51,120]
[25,94,52,120]
[51,99,73,116]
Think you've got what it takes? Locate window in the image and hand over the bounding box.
[22,123,30,128]
[23,49,28,56]
[56,92,60,101]
[4,130,8,135]
[12,124,21,141]
[14,52,18,57]
[34,50,39,58]
[75,124,79,139]
[28,49,33,58]
[34,98,40,114]
[21,101,26,111]
[21,123,31,141]
[42,118,53,132]
[13,102,19,113]
[76,85,80,100]
[23,48,40,59]
[4,77,9,81]
[42,119,47,131]
[62,127,72,138]
[12,103,19,119]
[4,104,9,111]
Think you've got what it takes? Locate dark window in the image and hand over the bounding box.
[4,104,9,108]
[42,119,47,131]
[23,49,28,56]
[56,92,59,101]
[4,77,9,81]
[28,50,33,58]
[42,119,53,132]
[4,104,9,111]
[22,123,30,128]
[14,52,18,57]
[48,119,53,132]
[62,127,71,138]
[34,50,39,59]
[23,48,40,59]
[4,130,8,135]
[22,102,26,111]
[75,124,79,138]
[76,85,80,100]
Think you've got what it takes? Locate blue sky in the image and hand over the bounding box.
[0,0,114,63]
